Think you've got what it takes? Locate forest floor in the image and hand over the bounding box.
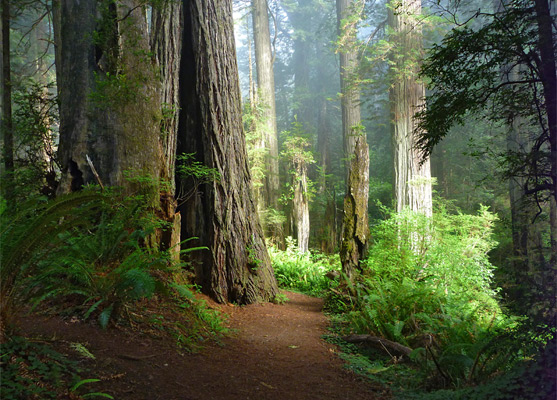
[18,291,389,400]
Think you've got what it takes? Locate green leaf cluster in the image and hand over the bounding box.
[330,204,527,388]
[270,238,340,296]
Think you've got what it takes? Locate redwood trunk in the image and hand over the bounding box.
[252,0,279,211]
[388,0,433,216]
[337,0,369,278]
[179,0,278,304]
[1,0,14,207]
[55,0,164,200]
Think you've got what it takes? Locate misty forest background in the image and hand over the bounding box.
[1,0,556,398]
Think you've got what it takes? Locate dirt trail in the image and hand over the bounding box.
[20,291,387,399]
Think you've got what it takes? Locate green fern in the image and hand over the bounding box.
[0,190,103,339]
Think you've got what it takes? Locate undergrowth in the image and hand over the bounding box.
[324,204,553,396]
[269,237,340,296]
[0,336,111,399]
[1,186,227,344]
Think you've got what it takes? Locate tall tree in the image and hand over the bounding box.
[53,0,180,248]
[252,0,280,214]
[416,0,557,316]
[55,0,162,194]
[178,0,278,304]
[388,0,433,216]
[337,0,369,280]
[1,0,14,208]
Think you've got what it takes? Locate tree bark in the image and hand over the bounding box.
[388,0,433,216]
[533,0,556,267]
[178,0,278,304]
[150,1,183,252]
[342,334,413,357]
[317,100,337,254]
[339,135,369,280]
[252,0,279,211]
[55,0,164,201]
[292,157,310,253]
[1,0,14,208]
[337,0,369,279]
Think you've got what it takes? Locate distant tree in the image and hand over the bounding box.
[416,0,556,269]
[388,0,433,216]
[252,0,280,215]
[336,0,370,280]
[178,0,279,304]
[281,119,314,253]
[1,0,14,207]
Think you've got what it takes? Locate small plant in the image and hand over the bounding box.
[0,336,101,399]
[269,239,341,296]
[175,153,220,204]
[272,292,290,304]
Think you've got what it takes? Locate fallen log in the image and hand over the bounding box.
[341,334,413,357]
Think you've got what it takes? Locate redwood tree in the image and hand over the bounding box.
[388,0,433,216]
[336,0,370,280]
[178,0,278,304]
[252,0,279,212]
[53,0,181,249]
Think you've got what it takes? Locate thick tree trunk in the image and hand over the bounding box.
[533,0,556,267]
[388,0,433,216]
[178,0,278,304]
[1,0,14,208]
[252,0,279,211]
[336,0,362,174]
[337,0,369,278]
[55,0,164,201]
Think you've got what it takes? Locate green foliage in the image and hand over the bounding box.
[271,292,290,305]
[0,190,104,338]
[0,336,79,399]
[175,153,220,203]
[330,205,527,389]
[161,283,228,350]
[242,101,269,192]
[24,191,170,328]
[416,1,554,207]
[9,81,59,200]
[269,238,340,296]
[280,118,316,172]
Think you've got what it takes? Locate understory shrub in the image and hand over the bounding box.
[21,189,173,328]
[332,205,528,389]
[269,237,340,296]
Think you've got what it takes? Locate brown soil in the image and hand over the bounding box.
[18,291,390,400]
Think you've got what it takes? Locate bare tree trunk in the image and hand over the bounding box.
[317,100,337,253]
[533,0,556,268]
[1,0,14,208]
[337,0,369,279]
[292,161,310,253]
[252,0,279,211]
[178,0,278,304]
[388,0,432,216]
[339,136,369,280]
